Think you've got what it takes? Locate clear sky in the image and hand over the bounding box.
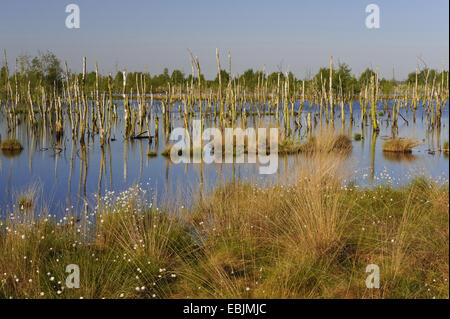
[0,0,448,80]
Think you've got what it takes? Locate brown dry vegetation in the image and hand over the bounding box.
[382,138,421,153]
[0,136,448,299]
[0,138,23,151]
[300,131,352,155]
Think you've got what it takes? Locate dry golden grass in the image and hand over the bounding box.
[443,141,449,152]
[0,159,448,299]
[0,138,23,151]
[14,183,41,212]
[300,130,352,155]
[382,138,421,153]
[176,156,448,299]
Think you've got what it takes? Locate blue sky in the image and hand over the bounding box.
[0,0,448,79]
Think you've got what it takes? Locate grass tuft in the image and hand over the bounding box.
[382,138,421,153]
[0,138,23,151]
[300,131,352,154]
[443,141,449,152]
[278,138,302,154]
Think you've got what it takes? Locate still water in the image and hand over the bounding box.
[0,100,448,217]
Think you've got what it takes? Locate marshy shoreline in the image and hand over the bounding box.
[0,154,448,299]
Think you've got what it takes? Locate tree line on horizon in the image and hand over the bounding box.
[0,50,448,99]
